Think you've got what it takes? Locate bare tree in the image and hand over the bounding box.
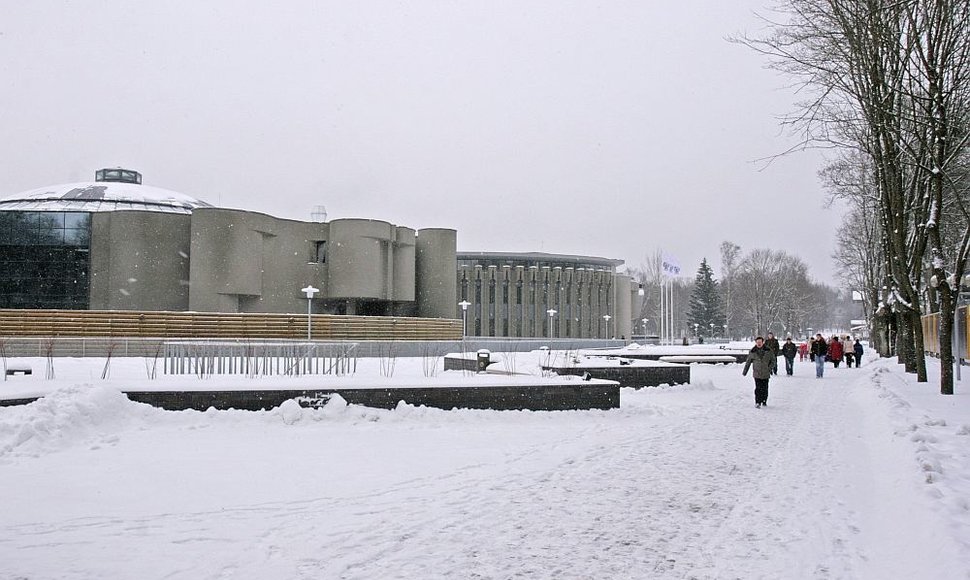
[737,0,940,382]
[720,241,742,338]
[821,152,887,347]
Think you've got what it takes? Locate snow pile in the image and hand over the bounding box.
[0,384,157,458]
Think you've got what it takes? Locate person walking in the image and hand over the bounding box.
[798,339,809,362]
[844,335,855,367]
[828,336,844,368]
[781,336,797,376]
[743,336,777,407]
[810,333,828,378]
[765,332,780,376]
[853,339,864,367]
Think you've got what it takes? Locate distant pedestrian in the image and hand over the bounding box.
[798,339,809,361]
[743,336,777,408]
[828,336,844,368]
[765,332,780,375]
[853,339,864,367]
[810,334,828,378]
[781,336,797,376]
[844,335,855,367]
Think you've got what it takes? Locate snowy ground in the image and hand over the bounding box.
[1,351,970,579]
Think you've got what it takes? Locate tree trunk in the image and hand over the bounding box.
[912,309,928,383]
[938,285,955,395]
[872,306,892,357]
[897,313,916,373]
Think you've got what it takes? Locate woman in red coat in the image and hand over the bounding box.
[828,336,844,368]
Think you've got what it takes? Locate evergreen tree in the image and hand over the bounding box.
[686,258,726,338]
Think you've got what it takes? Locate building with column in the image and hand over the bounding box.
[0,169,456,319]
[456,252,640,339]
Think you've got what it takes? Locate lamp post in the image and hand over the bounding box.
[458,300,471,337]
[723,324,728,340]
[710,322,715,338]
[603,314,611,339]
[642,318,649,337]
[546,308,557,339]
[301,285,319,340]
[693,323,699,338]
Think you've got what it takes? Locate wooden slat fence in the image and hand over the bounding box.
[0,308,462,341]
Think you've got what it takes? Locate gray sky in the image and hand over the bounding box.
[0,1,842,283]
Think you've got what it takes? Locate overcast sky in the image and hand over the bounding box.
[0,1,842,283]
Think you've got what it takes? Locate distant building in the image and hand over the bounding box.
[0,169,639,338]
[0,169,456,318]
[457,252,640,339]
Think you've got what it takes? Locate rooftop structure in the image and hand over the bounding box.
[0,168,212,214]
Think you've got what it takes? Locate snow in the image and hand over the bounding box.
[2,352,970,579]
[0,181,212,213]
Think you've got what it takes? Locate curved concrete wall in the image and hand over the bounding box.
[89,211,191,311]
[392,226,416,302]
[188,208,327,313]
[416,228,457,319]
[327,218,394,299]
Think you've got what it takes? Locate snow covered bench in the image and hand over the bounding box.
[5,362,32,376]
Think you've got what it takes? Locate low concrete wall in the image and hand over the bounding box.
[119,383,620,412]
[543,364,690,388]
[604,352,748,364]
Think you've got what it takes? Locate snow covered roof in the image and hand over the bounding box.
[0,181,214,215]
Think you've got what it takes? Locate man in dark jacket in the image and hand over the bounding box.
[743,336,777,408]
[765,332,780,375]
[810,334,828,378]
[781,336,798,376]
[853,339,864,367]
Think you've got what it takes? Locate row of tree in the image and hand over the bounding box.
[631,246,855,341]
[740,0,970,394]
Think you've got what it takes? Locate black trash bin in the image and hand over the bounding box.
[476,349,491,373]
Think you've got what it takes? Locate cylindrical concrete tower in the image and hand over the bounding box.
[327,218,395,299]
[415,228,457,319]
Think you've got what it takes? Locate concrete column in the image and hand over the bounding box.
[415,228,457,319]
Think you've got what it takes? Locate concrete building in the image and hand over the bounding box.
[0,169,639,338]
[456,252,641,339]
[0,169,456,318]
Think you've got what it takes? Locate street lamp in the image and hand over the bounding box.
[710,322,715,337]
[603,314,611,339]
[301,285,319,340]
[458,300,471,337]
[693,323,699,338]
[546,308,557,339]
[642,318,649,337]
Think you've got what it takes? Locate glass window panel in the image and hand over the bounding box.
[64,212,90,229]
[64,228,90,246]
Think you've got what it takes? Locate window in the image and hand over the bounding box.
[314,241,327,263]
[0,211,91,309]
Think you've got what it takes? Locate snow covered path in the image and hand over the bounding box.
[1,357,968,579]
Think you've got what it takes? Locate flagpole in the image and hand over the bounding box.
[659,277,665,345]
[667,278,674,344]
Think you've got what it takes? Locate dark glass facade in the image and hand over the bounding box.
[0,211,91,309]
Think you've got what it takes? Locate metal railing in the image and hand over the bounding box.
[163,340,358,377]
